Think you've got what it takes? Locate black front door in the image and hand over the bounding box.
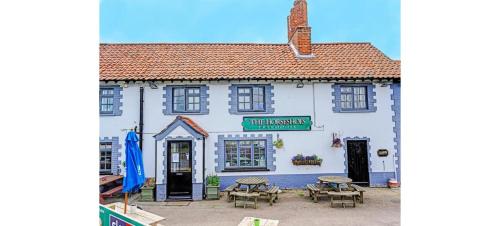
[167,141,192,198]
[347,140,370,185]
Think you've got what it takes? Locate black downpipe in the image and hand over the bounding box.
[154,140,157,201]
[202,137,206,199]
[139,87,144,150]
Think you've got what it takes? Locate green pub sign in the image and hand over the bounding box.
[242,116,312,131]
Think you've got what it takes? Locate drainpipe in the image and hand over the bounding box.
[139,87,144,150]
[202,137,206,199]
[154,140,157,201]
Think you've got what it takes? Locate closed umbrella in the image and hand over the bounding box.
[122,131,145,214]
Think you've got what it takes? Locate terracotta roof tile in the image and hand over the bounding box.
[178,116,208,138]
[100,43,400,81]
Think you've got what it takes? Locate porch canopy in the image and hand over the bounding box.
[154,116,209,141]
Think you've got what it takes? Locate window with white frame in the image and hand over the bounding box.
[340,86,368,110]
[100,88,114,114]
[173,87,201,113]
[99,142,113,175]
[237,86,265,112]
[224,140,266,168]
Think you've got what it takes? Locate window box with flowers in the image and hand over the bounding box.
[291,154,323,166]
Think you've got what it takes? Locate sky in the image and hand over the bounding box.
[100,0,400,59]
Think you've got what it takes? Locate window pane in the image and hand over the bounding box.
[341,87,352,93]
[238,88,251,94]
[173,88,185,112]
[252,87,265,111]
[253,141,266,167]
[239,141,252,167]
[225,141,238,167]
[173,88,185,96]
[101,88,114,96]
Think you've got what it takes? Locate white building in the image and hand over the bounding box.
[99,0,401,201]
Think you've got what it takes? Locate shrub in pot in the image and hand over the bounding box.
[206,174,220,200]
[140,177,155,202]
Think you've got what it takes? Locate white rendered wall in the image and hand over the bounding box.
[100,81,398,182]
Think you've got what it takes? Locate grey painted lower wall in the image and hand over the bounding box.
[370,172,396,187]
[219,172,393,189]
[156,184,167,201]
[219,173,346,189]
[192,183,203,201]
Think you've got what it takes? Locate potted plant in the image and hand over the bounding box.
[140,177,155,202]
[273,138,284,149]
[332,132,343,148]
[206,174,220,200]
[292,154,323,166]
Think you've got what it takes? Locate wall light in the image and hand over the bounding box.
[296,81,304,88]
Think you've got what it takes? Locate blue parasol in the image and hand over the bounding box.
[122,131,145,213]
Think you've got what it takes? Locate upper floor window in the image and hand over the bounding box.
[173,87,201,113]
[163,85,209,115]
[99,86,123,116]
[229,84,274,115]
[332,84,377,113]
[99,142,113,175]
[340,86,367,110]
[237,86,265,112]
[100,88,114,113]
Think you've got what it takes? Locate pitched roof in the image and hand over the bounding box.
[99,43,400,81]
[177,116,209,138]
[154,116,209,140]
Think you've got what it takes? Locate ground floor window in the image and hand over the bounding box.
[224,140,266,169]
[100,142,113,175]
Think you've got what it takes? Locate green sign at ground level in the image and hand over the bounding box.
[99,205,145,226]
[242,116,312,131]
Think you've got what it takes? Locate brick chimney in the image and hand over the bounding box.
[287,0,313,57]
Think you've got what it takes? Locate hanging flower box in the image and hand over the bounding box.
[291,154,323,166]
[331,132,343,148]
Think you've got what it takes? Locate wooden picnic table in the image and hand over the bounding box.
[318,176,352,191]
[100,175,124,203]
[100,175,123,186]
[236,177,269,193]
[238,217,279,226]
[106,202,165,226]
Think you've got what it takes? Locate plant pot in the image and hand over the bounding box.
[206,185,220,200]
[140,186,155,202]
[387,178,399,188]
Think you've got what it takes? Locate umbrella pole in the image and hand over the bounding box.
[124,192,128,214]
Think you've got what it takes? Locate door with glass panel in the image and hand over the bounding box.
[167,141,192,198]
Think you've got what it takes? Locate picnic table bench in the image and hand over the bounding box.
[327,191,360,208]
[232,191,260,209]
[224,183,240,202]
[306,184,331,203]
[350,184,366,203]
[101,185,123,198]
[265,186,279,206]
